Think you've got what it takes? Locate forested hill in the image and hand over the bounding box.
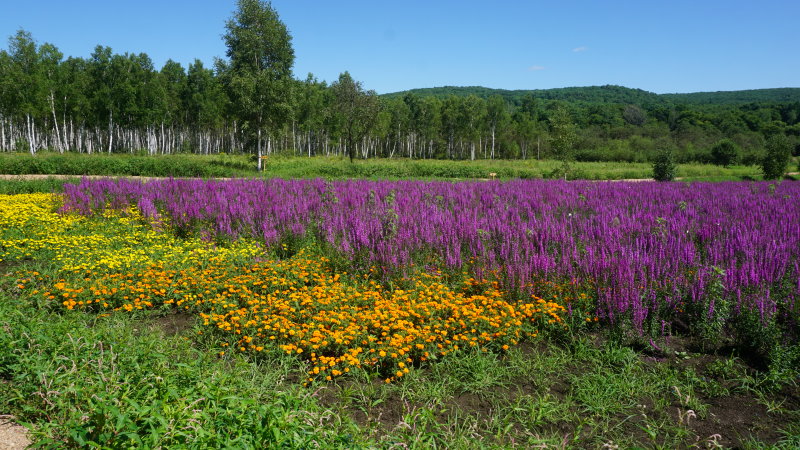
[662,88,800,104]
[383,85,800,106]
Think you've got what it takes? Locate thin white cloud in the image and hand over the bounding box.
[572,46,588,52]
[528,65,546,71]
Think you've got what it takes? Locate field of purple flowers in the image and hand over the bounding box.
[62,178,800,346]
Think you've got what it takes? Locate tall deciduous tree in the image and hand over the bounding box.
[486,95,509,159]
[622,104,647,126]
[549,104,578,178]
[460,95,486,161]
[219,0,294,168]
[440,96,461,159]
[38,43,64,152]
[710,139,739,167]
[6,30,44,153]
[295,74,327,157]
[331,71,379,163]
[159,59,187,125]
[186,59,227,129]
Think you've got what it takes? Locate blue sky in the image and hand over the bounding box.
[1,0,798,94]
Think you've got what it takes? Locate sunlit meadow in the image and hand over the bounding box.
[3,178,800,447]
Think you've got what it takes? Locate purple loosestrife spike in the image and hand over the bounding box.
[61,178,800,335]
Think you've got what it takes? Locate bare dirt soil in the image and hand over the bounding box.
[0,416,31,450]
[313,338,799,448]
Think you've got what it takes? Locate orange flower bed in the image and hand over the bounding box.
[44,249,565,383]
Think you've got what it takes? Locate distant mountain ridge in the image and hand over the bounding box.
[382,85,800,106]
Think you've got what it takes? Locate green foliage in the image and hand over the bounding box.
[330,71,380,162]
[663,88,800,104]
[0,298,355,448]
[689,266,731,349]
[548,105,577,178]
[1,27,798,163]
[652,149,677,181]
[386,85,800,106]
[622,104,647,125]
[218,0,295,151]
[0,177,80,194]
[710,139,740,167]
[0,153,253,177]
[385,85,667,106]
[0,153,767,183]
[761,134,792,179]
[1,21,797,172]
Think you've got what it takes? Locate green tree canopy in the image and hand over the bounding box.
[219,0,294,156]
[710,139,739,167]
[331,71,380,162]
[762,134,792,180]
[549,104,578,177]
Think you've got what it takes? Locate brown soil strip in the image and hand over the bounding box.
[0,416,31,450]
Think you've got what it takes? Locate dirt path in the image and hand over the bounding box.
[0,416,31,450]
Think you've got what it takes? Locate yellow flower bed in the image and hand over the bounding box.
[1,193,260,272]
[5,193,565,384]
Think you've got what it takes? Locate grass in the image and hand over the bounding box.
[0,291,358,448]
[0,152,254,178]
[3,290,796,448]
[0,151,770,181]
[2,212,798,448]
[0,177,82,194]
[260,156,765,181]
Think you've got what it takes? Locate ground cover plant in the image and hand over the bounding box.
[0,152,252,178]
[258,156,765,181]
[0,152,771,181]
[2,179,799,447]
[0,177,81,194]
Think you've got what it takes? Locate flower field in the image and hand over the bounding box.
[59,177,800,337]
[4,179,800,371]
[3,178,800,447]
[1,191,565,384]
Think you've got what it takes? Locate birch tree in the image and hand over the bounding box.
[7,30,44,153]
[486,95,509,159]
[219,0,294,168]
[549,104,578,179]
[331,71,379,163]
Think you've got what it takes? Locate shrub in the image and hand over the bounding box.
[710,139,739,167]
[651,149,676,181]
[761,134,792,180]
[740,149,764,166]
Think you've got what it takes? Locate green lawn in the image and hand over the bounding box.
[3,291,797,448]
[0,151,771,181]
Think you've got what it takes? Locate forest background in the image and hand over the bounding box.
[0,1,799,168]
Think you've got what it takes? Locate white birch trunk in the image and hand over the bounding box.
[257,128,263,171]
[49,93,62,153]
[491,127,495,159]
[107,112,113,154]
[26,114,34,154]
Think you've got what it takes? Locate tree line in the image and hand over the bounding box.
[1,0,798,164]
